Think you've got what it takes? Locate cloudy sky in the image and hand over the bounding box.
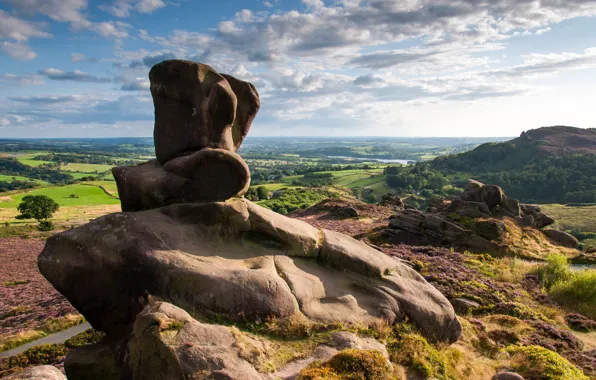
[0,0,595,138]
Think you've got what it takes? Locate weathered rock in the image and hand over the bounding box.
[113,149,250,211]
[543,229,579,249]
[65,344,120,380]
[380,193,404,208]
[328,206,359,219]
[3,366,66,380]
[520,204,555,229]
[65,302,265,380]
[462,180,520,217]
[450,297,481,314]
[150,60,259,164]
[385,180,564,255]
[39,198,461,344]
[492,372,524,380]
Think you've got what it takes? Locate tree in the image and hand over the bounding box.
[17,195,60,222]
[256,186,271,200]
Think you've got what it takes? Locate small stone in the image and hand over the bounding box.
[492,371,525,380]
[4,366,66,380]
[450,297,481,314]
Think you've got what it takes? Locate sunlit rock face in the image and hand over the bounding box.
[38,59,462,380]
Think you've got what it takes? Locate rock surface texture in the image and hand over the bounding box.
[3,366,66,380]
[113,60,259,211]
[38,59,462,379]
[385,179,575,254]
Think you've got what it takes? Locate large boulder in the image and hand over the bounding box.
[150,60,260,164]
[39,198,461,344]
[113,60,260,211]
[543,229,579,249]
[113,149,250,211]
[66,302,265,380]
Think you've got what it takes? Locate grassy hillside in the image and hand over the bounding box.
[429,126,596,203]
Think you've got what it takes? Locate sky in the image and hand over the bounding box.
[0,0,595,138]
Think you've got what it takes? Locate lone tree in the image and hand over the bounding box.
[17,195,59,230]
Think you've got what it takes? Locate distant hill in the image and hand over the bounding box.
[520,126,596,156]
[429,126,596,203]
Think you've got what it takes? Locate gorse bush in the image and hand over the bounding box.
[550,269,596,320]
[508,345,589,380]
[533,253,596,319]
[533,253,571,290]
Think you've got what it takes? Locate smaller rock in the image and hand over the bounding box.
[543,229,579,249]
[3,366,66,380]
[492,371,524,380]
[380,194,404,208]
[329,206,359,219]
[450,298,481,314]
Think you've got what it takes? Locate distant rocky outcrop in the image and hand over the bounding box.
[383,180,579,255]
[38,60,462,379]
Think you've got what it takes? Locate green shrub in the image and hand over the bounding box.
[508,345,588,380]
[533,253,571,290]
[38,220,55,231]
[0,344,67,377]
[550,269,596,319]
[64,329,105,348]
[387,324,454,379]
[298,349,394,380]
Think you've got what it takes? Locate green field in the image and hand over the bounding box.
[60,163,113,173]
[0,175,49,185]
[16,158,51,167]
[0,184,120,208]
[15,156,113,173]
[541,204,596,232]
[84,181,119,197]
[272,169,389,196]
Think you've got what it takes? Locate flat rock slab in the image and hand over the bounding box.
[39,198,461,344]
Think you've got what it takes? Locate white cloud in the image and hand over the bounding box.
[1,73,45,85]
[39,68,113,83]
[0,10,52,41]
[4,0,132,39]
[0,41,38,60]
[100,0,167,17]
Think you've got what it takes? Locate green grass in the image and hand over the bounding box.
[0,184,121,209]
[550,269,596,319]
[0,175,49,184]
[16,157,51,167]
[15,155,113,173]
[533,253,596,319]
[540,204,596,232]
[59,162,113,173]
[250,183,300,191]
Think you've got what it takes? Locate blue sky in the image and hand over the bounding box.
[0,0,595,138]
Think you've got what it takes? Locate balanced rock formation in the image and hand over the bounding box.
[38,60,462,379]
[113,60,259,211]
[385,180,575,254]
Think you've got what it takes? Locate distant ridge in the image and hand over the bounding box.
[519,126,596,156]
[429,126,596,203]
